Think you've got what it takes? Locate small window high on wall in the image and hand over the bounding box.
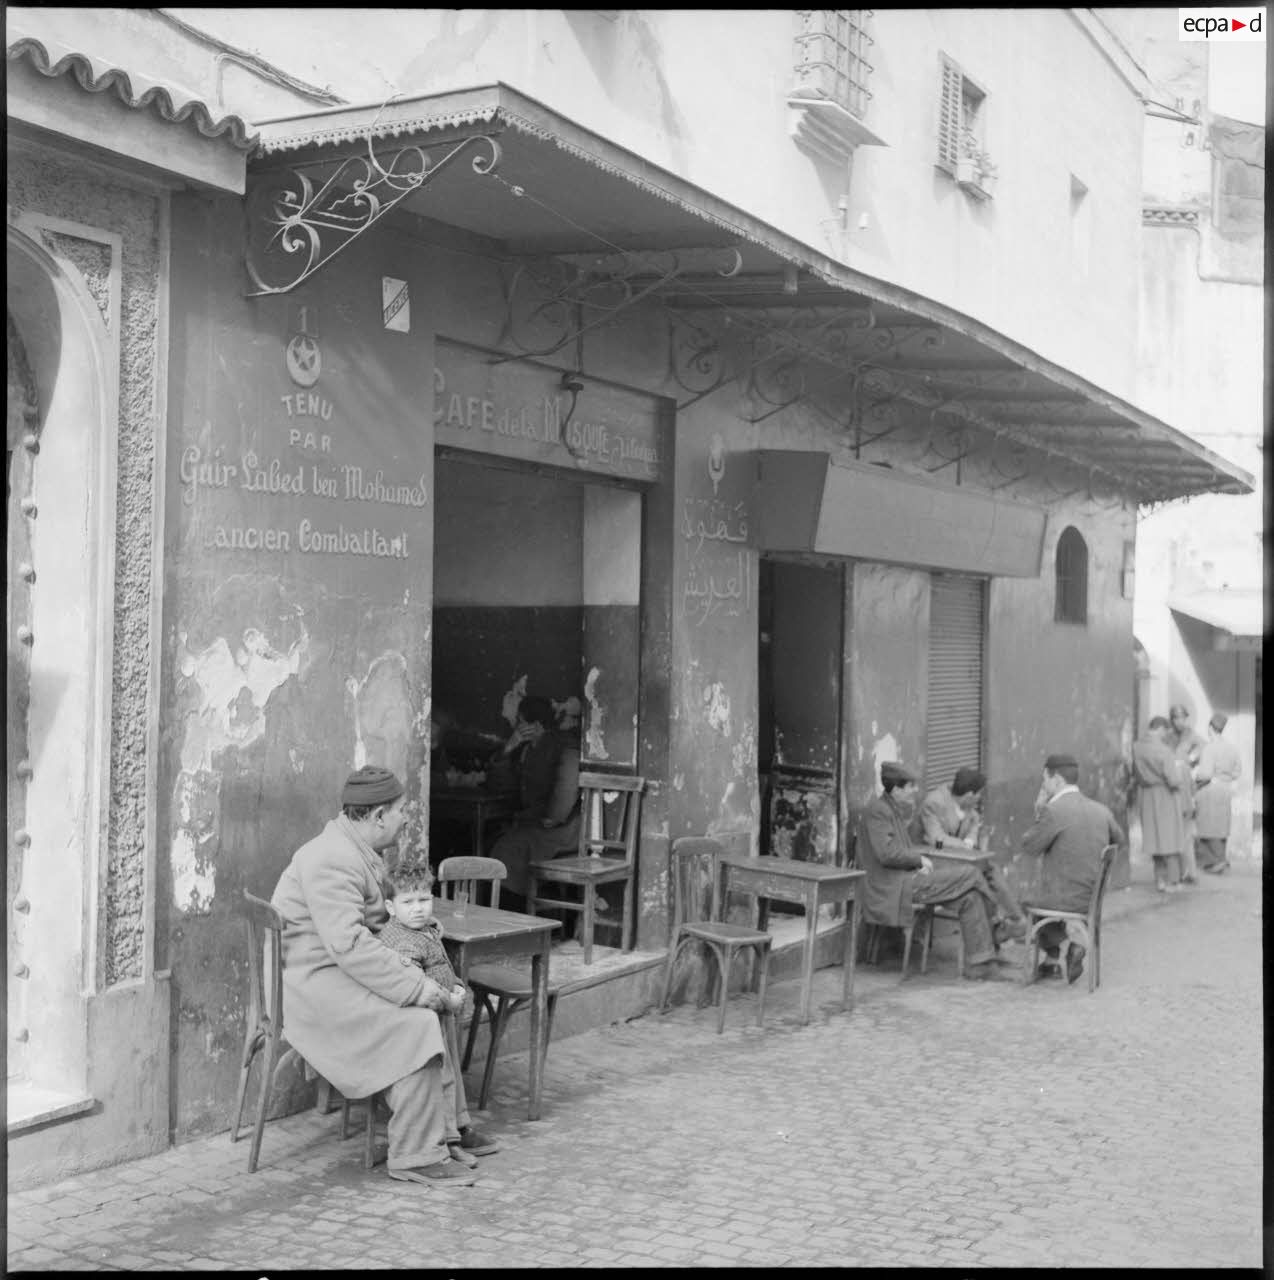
[1054,526,1088,624]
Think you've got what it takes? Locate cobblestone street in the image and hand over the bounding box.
[7,865,1263,1271]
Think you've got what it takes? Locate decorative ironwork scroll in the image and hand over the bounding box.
[244,134,502,296]
[498,247,744,363]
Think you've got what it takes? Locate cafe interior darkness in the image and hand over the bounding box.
[428,450,642,858]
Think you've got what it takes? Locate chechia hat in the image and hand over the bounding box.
[341,765,405,807]
[1044,753,1078,771]
[880,761,916,786]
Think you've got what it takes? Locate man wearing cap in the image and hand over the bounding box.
[1193,712,1241,874]
[1020,753,1125,984]
[916,766,1026,941]
[1132,717,1188,893]
[859,762,1007,980]
[271,765,499,1187]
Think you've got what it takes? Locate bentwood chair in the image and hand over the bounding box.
[660,838,773,1033]
[437,857,562,1108]
[528,772,646,964]
[862,905,944,980]
[232,890,377,1173]
[1023,843,1119,993]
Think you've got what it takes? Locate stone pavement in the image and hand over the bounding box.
[7,865,1263,1271]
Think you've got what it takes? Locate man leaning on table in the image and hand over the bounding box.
[859,761,1010,980]
[1019,752,1125,986]
[916,766,1026,940]
[270,764,499,1187]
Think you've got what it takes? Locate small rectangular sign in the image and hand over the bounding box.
[382,277,410,332]
[1178,7,1265,38]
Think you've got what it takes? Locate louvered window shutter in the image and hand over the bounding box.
[937,56,962,169]
[925,574,986,791]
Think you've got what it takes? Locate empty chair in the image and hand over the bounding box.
[232,889,376,1172]
[659,837,773,1033]
[528,772,645,964]
[437,856,562,1108]
[1023,843,1119,993]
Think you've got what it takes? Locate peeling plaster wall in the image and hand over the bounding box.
[161,197,436,1136]
[986,504,1136,893]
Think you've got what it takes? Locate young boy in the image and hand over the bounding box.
[379,862,499,1165]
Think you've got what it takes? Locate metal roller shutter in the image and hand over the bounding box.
[925,574,985,790]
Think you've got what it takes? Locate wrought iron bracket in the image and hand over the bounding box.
[244,134,502,297]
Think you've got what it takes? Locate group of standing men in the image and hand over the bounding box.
[1132,704,1241,891]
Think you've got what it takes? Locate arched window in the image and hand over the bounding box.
[1055,526,1088,624]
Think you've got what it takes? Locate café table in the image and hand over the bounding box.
[430,785,517,859]
[715,853,865,1025]
[432,898,559,1120]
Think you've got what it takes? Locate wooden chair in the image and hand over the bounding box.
[924,904,966,976]
[437,856,562,1108]
[1023,843,1119,993]
[231,890,377,1173]
[659,838,773,1033]
[528,772,645,964]
[862,905,938,981]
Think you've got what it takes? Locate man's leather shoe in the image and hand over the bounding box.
[1065,944,1086,986]
[458,1125,500,1157]
[1035,960,1063,979]
[389,1160,477,1186]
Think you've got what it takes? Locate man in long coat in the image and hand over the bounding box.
[1020,752,1125,984]
[1132,717,1187,892]
[1168,704,1206,884]
[1193,711,1241,874]
[271,765,497,1186]
[859,761,1005,979]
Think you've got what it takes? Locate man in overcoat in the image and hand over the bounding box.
[271,765,497,1186]
[1193,711,1241,874]
[1132,717,1188,892]
[1168,704,1206,885]
[859,762,1006,980]
[1020,752,1125,984]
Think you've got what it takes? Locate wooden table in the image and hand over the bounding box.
[433,899,559,1120]
[715,854,865,1025]
[430,786,517,859]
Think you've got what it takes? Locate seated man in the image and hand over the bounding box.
[917,766,1025,940]
[1020,752,1125,985]
[487,695,581,909]
[270,765,497,1187]
[859,761,1008,980]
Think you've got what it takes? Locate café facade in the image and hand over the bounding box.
[7,30,1252,1183]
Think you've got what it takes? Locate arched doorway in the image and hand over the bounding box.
[6,225,115,1107]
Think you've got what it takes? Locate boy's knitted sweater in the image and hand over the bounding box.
[378,917,460,990]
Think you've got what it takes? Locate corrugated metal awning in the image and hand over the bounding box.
[249,83,1253,504]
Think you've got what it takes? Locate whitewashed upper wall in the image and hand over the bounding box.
[171,8,1145,397]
